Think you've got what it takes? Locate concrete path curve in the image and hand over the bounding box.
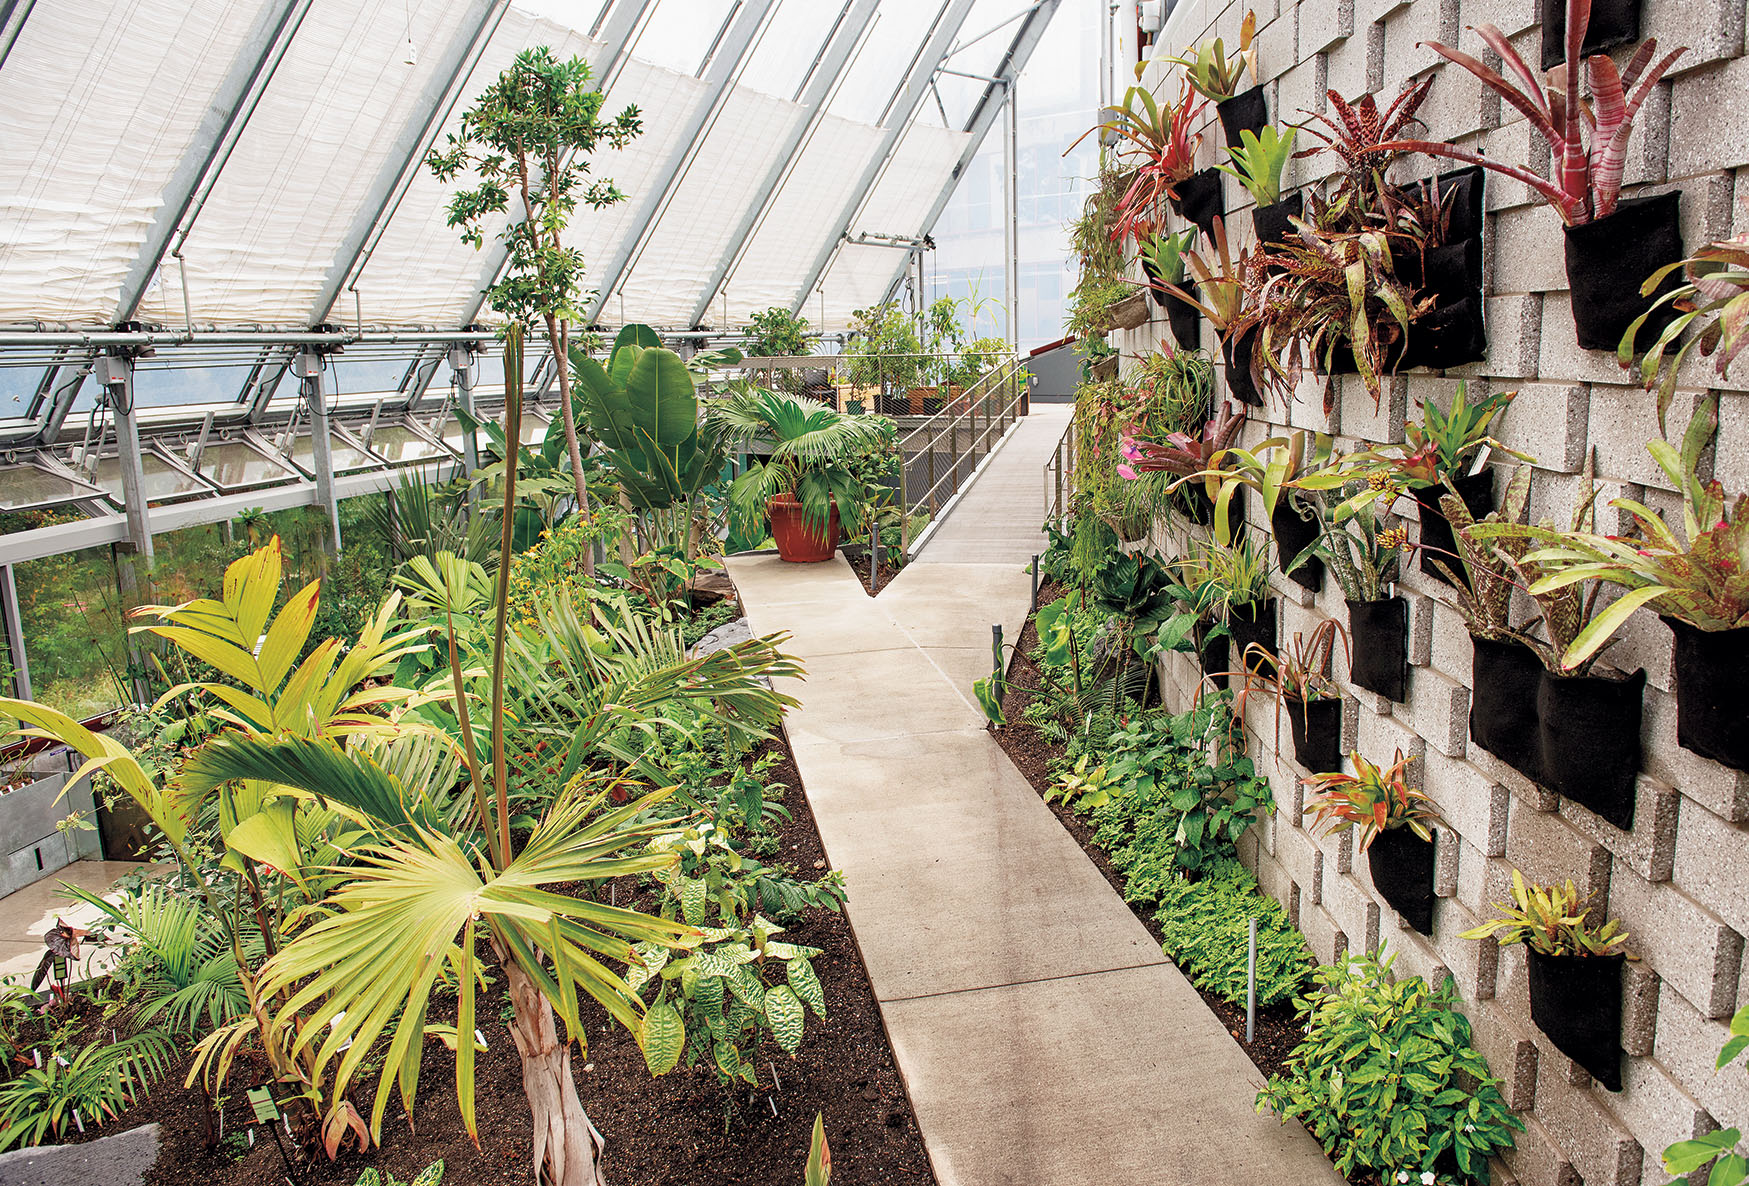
[728,406,1343,1186]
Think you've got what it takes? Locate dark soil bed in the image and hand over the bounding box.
[837,544,907,599]
[988,581,1304,1083]
[49,732,935,1186]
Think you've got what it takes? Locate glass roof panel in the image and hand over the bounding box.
[361,424,452,464]
[179,441,301,493]
[130,363,258,410]
[0,369,45,413]
[72,451,215,507]
[828,0,945,123]
[285,432,382,477]
[0,464,106,513]
[740,0,848,101]
[630,0,739,76]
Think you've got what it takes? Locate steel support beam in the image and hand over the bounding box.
[457,0,651,328]
[312,0,510,325]
[787,0,978,319]
[0,0,37,76]
[0,565,31,700]
[1003,75,1019,350]
[871,0,1062,325]
[295,353,341,551]
[582,0,776,326]
[95,356,154,570]
[115,0,314,323]
[685,0,875,328]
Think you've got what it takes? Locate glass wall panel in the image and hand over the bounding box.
[14,524,129,720]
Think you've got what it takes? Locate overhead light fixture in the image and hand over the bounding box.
[403,35,418,65]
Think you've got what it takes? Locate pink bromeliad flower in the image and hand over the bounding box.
[1116,462,1139,481]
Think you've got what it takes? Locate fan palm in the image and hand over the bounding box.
[183,327,800,1186]
[708,385,892,536]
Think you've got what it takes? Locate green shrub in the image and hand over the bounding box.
[1258,949,1521,1183]
[1144,858,1310,1007]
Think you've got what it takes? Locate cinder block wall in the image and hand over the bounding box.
[1116,2,1749,1183]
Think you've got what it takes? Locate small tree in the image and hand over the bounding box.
[428,46,642,576]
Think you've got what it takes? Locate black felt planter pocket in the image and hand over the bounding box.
[1197,626,1230,690]
[1368,827,1436,934]
[1223,328,1263,407]
[1216,85,1268,149]
[1415,470,1494,583]
[1528,950,1625,1091]
[1171,169,1225,237]
[1167,282,1201,348]
[1347,596,1410,702]
[1564,191,1683,352]
[1287,696,1343,773]
[1537,667,1646,828]
[1470,635,1544,782]
[1663,617,1749,772]
[1540,0,1640,70]
[1271,498,1324,591]
[1229,599,1277,674]
[1252,193,1302,248]
[1402,295,1489,370]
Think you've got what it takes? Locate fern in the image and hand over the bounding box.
[0,1030,178,1151]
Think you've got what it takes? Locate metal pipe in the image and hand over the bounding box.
[0,329,496,348]
[1246,916,1258,1043]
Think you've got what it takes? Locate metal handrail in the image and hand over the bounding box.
[1042,407,1077,531]
[894,356,1028,551]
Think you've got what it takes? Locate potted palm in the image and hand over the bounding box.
[1502,397,1749,772]
[1468,461,1646,827]
[1460,872,1634,1090]
[1375,0,1687,350]
[710,385,894,563]
[1304,748,1443,933]
[1432,469,1545,782]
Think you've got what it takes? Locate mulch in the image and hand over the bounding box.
[45,732,936,1186]
[835,545,905,600]
[988,581,1305,1084]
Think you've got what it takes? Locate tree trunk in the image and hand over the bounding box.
[503,959,606,1186]
[545,316,595,578]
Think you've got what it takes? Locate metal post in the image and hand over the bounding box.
[297,351,341,552]
[869,519,879,594]
[1030,554,1039,613]
[1003,76,1019,354]
[99,355,153,572]
[1246,916,1258,1043]
[926,424,937,511]
[991,624,1003,680]
[0,565,31,700]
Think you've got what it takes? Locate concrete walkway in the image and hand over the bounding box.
[728,407,1341,1186]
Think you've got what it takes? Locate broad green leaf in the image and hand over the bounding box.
[765,985,805,1054]
[639,1001,685,1075]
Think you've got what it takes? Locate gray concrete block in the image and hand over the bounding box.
[1505,796,1614,904]
[1616,1056,1713,1186]
[1652,980,1749,1132]
[1671,797,1749,938]
[1623,962,1662,1059]
[1491,204,1572,294]
[1668,57,1749,181]
[1494,382,1589,474]
[1426,748,1512,855]
[1404,663,1471,756]
[1531,1061,1646,1186]
[1468,996,1542,1112]
[1502,1113,1583,1186]
[1558,774,1681,885]
[1643,692,1749,824]
[1609,872,1744,1019]
[1644,0,1746,78]
[1483,292,1547,381]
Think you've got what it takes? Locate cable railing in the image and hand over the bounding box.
[1042,407,1078,533]
[893,356,1028,554]
[706,352,1014,416]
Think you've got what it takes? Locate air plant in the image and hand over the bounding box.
[1373,0,1685,226]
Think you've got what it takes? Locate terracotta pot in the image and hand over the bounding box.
[768,496,839,563]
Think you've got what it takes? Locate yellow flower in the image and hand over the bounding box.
[1366,471,1395,493]
[1379,526,1409,550]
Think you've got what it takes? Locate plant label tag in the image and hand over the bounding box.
[247,1086,282,1124]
